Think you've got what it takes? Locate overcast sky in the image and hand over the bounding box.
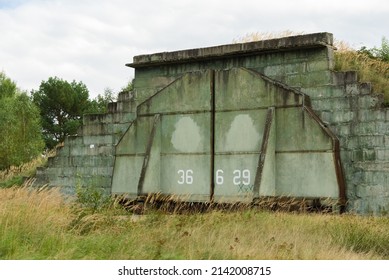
[1,0,388,98]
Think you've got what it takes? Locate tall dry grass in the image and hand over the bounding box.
[0,185,72,259]
[233,30,305,43]
[1,186,388,260]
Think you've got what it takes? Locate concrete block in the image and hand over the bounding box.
[83,135,113,146]
[112,112,136,124]
[385,110,389,121]
[296,70,333,87]
[375,149,389,161]
[284,73,301,87]
[306,59,331,72]
[358,135,385,148]
[74,167,112,178]
[66,136,83,147]
[112,123,131,135]
[334,123,351,136]
[340,150,353,162]
[284,62,307,75]
[69,155,114,167]
[359,82,373,95]
[84,113,113,125]
[356,183,389,198]
[385,135,389,147]
[264,65,284,77]
[318,110,332,123]
[353,121,379,135]
[348,170,364,185]
[84,123,114,136]
[358,95,384,109]
[332,71,358,86]
[351,148,376,162]
[345,83,359,95]
[357,109,386,122]
[311,97,351,111]
[332,110,354,123]
[98,145,115,156]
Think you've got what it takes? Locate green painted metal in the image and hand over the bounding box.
[111,67,345,204]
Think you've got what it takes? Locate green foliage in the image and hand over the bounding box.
[0,71,17,98]
[330,216,389,258]
[0,72,44,170]
[84,88,116,115]
[31,77,130,148]
[31,77,90,149]
[75,185,112,213]
[0,176,24,188]
[358,37,389,62]
[121,79,134,92]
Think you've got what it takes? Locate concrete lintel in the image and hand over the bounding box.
[127,33,333,68]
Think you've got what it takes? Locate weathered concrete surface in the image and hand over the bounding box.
[129,33,332,68]
[35,32,389,214]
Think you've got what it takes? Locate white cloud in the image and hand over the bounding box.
[0,0,388,97]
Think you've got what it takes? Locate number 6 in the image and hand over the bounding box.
[215,169,224,185]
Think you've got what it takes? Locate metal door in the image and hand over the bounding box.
[112,68,345,204]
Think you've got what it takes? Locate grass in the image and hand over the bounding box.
[1,185,388,260]
[0,149,55,188]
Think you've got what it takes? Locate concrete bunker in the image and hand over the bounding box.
[34,32,389,214]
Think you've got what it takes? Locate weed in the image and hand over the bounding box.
[75,185,112,213]
[330,216,389,258]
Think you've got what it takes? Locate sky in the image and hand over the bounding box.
[1,0,388,98]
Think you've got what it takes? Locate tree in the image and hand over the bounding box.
[121,79,134,92]
[85,88,116,115]
[0,71,17,98]
[32,77,90,149]
[0,73,44,170]
[358,37,389,62]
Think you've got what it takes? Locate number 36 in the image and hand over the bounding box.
[177,169,193,185]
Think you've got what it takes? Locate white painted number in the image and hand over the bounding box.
[242,169,250,185]
[233,169,251,186]
[233,170,241,185]
[177,169,250,186]
[215,169,224,185]
[177,169,193,185]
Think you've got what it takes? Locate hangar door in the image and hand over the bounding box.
[112,68,345,203]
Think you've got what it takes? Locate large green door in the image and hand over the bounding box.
[112,68,345,204]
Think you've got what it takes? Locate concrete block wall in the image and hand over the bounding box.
[306,71,389,215]
[34,91,136,194]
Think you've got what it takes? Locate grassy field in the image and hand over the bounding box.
[1,185,389,260]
